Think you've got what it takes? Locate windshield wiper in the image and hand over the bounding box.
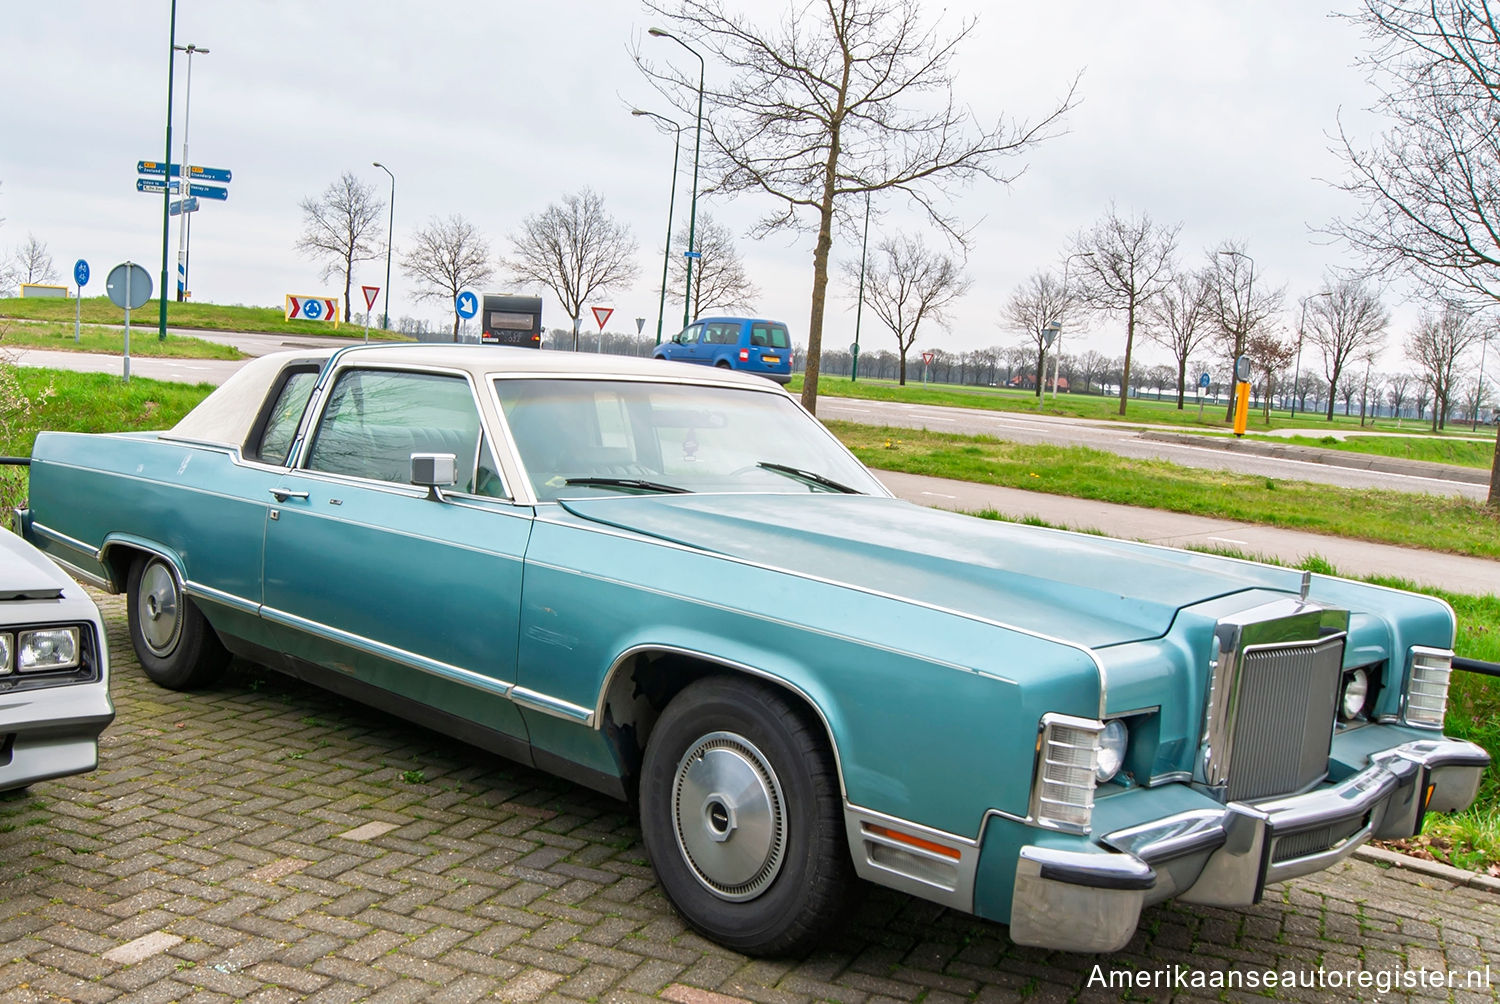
[756,462,861,494]
[562,477,690,495]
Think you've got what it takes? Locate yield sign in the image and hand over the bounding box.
[922,351,935,365]
[362,285,380,310]
[591,306,614,331]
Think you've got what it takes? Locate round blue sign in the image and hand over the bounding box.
[302,299,323,320]
[455,290,479,319]
[74,259,90,287]
[1198,372,1211,389]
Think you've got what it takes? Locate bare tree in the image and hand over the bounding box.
[505,189,638,342]
[399,215,495,338]
[635,0,1078,413]
[1331,0,1500,501]
[1145,270,1215,408]
[1069,206,1179,415]
[1406,301,1482,430]
[1305,278,1390,421]
[1386,370,1412,422]
[1003,270,1081,398]
[845,233,968,385]
[1203,241,1286,418]
[12,234,57,287]
[1245,329,1296,421]
[295,171,386,322]
[667,212,757,315]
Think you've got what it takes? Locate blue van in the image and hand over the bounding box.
[652,317,794,384]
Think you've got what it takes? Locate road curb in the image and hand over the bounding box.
[1354,844,1500,893]
[1139,431,1490,485]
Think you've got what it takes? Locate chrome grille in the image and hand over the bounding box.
[1225,635,1344,802]
[1271,813,1368,864]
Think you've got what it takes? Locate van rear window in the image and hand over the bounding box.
[753,324,790,349]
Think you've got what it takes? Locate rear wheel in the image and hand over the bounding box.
[639,676,852,955]
[126,556,230,690]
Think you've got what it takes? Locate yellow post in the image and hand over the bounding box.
[1233,382,1251,437]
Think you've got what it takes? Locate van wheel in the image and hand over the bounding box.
[127,556,230,690]
[715,360,732,368]
[639,676,852,955]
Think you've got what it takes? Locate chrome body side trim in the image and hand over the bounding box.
[510,687,594,725]
[260,606,514,701]
[183,580,262,617]
[27,521,102,562]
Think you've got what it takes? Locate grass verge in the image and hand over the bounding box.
[0,295,411,341]
[2,319,245,359]
[833,421,1500,560]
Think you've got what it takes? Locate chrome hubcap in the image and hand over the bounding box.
[138,562,182,657]
[671,731,786,901]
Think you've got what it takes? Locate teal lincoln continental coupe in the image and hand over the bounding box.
[17,344,1489,955]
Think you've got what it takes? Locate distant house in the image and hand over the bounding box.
[1007,373,1070,392]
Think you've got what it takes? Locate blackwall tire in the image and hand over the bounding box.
[126,556,230,690]
[639,676,852,955]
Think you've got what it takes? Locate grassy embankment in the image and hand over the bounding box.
[1,319,244,359]
[0,295,412,341]
[5,367,1497,870]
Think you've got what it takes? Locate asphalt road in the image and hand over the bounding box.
[818,397,1490,500]
[11,340,1490,501]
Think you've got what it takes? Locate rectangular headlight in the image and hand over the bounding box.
[1403,647,1452,728]
[1031,713,1103,833]
[16,627,81,673]
[0,632,11,674]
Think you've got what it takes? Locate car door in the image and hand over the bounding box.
[672,322,707,363]
[261,364,532,747]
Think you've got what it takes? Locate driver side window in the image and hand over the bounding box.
[675,324,702,345]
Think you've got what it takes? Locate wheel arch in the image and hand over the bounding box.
[595,643,847,802]
[99,535,185,593]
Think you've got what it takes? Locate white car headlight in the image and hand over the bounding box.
[1339,668,1371,720]
[0,631,11,674]
[17,627,81,672]
[1095,719,1130,782]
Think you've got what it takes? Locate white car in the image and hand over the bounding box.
[0,526,114,791]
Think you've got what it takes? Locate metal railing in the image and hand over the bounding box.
[1454,656,1500,679]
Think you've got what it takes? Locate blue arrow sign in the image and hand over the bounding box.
[455,291,479,319]
[188,165,232,183]
[187,183,228,201]
[169,197,201,217]
[136,178,180,194]
[74,259,90,287]
[137,160,179,177]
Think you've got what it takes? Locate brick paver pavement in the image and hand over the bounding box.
[1,594,1495,1003]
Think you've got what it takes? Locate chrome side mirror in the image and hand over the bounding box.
[411,452,458,502]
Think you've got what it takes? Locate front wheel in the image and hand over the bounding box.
[639,676,852,955]
[126,555,230,690]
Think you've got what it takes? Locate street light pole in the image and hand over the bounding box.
[649,28,704,327]
[1218,249,1255,418]
[159,0,178,342]
[1291,291,1331,420]
[172,43,208,302]
[373,162,395,330]
[1050,252,1092,400]
[853,191,871,382]
[1474,329,1492,431]
[632,110,682,346]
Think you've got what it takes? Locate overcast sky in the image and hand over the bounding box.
[1,1,1404,371]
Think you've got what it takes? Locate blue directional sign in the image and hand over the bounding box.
[187,183,229,201]
[1198,372,1211,390]
[302,298,325,321]
[683,250,702,259]
[189,166,232,183]
[136,178,180,194]
[74,259,90,287]
[169,197,201,217]
[455,290,479,319]
[137,160,179,177]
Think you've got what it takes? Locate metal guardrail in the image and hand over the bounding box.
[1454,656,1500,679]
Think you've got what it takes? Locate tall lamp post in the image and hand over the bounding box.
[172,42,208,302]
[632,110,682,345]
[1474,328,1492,431]
[1218,249,1255,417]
[852,191,871,382]
[648,27,703,327]
[1291,291,1331,420]
[373,162,395,330]
[158,0,179,341]
[1048,252,1092,399]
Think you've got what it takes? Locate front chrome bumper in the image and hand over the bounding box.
[1008,737,1489,953]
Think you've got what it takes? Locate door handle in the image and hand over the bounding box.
[269,488,310,502]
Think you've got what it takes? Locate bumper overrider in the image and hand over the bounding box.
[1009,737,1490,953]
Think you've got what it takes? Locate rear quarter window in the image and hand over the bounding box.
[247,366,319,465]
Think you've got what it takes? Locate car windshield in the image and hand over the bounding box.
[493,378,886,502]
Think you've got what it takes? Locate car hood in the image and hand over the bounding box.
[558,493,1306,649]
[0,529,67,601]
